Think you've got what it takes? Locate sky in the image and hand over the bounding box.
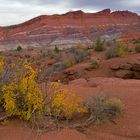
[0,0,140,26]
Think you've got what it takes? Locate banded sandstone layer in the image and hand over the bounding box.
[0,9,140,50]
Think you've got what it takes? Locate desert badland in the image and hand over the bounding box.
[0,6,140,140]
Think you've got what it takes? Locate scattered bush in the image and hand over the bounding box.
[89,59,99,68]
[47,49,55,59]
[16,45,22,52]
[89,59,98,66]
[94,38,105,52]
[105,41,127,59]
[43,62,67,77]
[105,46,118,59]
[0,51,124,130]
[66,59,76,68]
[69,47,90,63]
[54,46,60,54]
[85,95,123,124]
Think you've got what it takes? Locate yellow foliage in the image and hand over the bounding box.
[2,63,44,121]
[1,59,87,121]
[66,59,75,68]
[106,98,123,114]
[76,43,83,49]
[47,82,87,119]
[117,41,127,57]
[0,57,4,73]
[2,83,17,114]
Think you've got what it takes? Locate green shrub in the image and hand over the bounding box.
[89,59,98,65]
[86,95,123,124]
[54,46,60,53]
[66,59,76,68]
[105,41,127,59]
[105,46,118,59]
[43,62,67,77]
[47,49,55,59]
[135,45,140,53]
[89,59,99,68]
[16,45,22,52]
[94,38,105,51]
[76,48,89,63]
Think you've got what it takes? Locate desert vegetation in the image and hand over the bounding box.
[85,95,123,125]
[94,37,105,52]
[133,38,140,53]
[0,6,140,140]
[0,55,123,132]
[105,41,128,59]
[0,37,140,139]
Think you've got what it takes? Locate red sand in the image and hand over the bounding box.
[0,77,140,140]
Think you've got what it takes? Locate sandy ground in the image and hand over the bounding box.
[0,77,140,140]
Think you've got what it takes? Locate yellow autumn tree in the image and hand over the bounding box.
[0,57,4,104]
[117,41,127,57]
[0,57,4,73]
[46,82,87,119]
[2,62,44,121]
[1,59,87,122]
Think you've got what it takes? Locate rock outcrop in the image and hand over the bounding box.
[110,60,140,79]
[0,9,140,50]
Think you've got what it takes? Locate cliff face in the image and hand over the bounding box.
[0,9,140,50]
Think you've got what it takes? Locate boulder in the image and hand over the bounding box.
[115,70,134,79]
[133,71,140,79]
[85,64,99,71]
[120,63,132,70]
[110,64,120,70]
[132,63,140,71]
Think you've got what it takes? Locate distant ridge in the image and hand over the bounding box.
[0,9,139,50]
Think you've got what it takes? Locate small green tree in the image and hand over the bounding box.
[94,38,104,51]
[17,45,22,52]
[54,46,60,53]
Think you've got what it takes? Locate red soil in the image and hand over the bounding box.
[0,50,140,140]
[0,77,140,140]
[55,52,140,80]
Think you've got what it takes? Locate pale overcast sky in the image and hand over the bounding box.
[0,0,140,26]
